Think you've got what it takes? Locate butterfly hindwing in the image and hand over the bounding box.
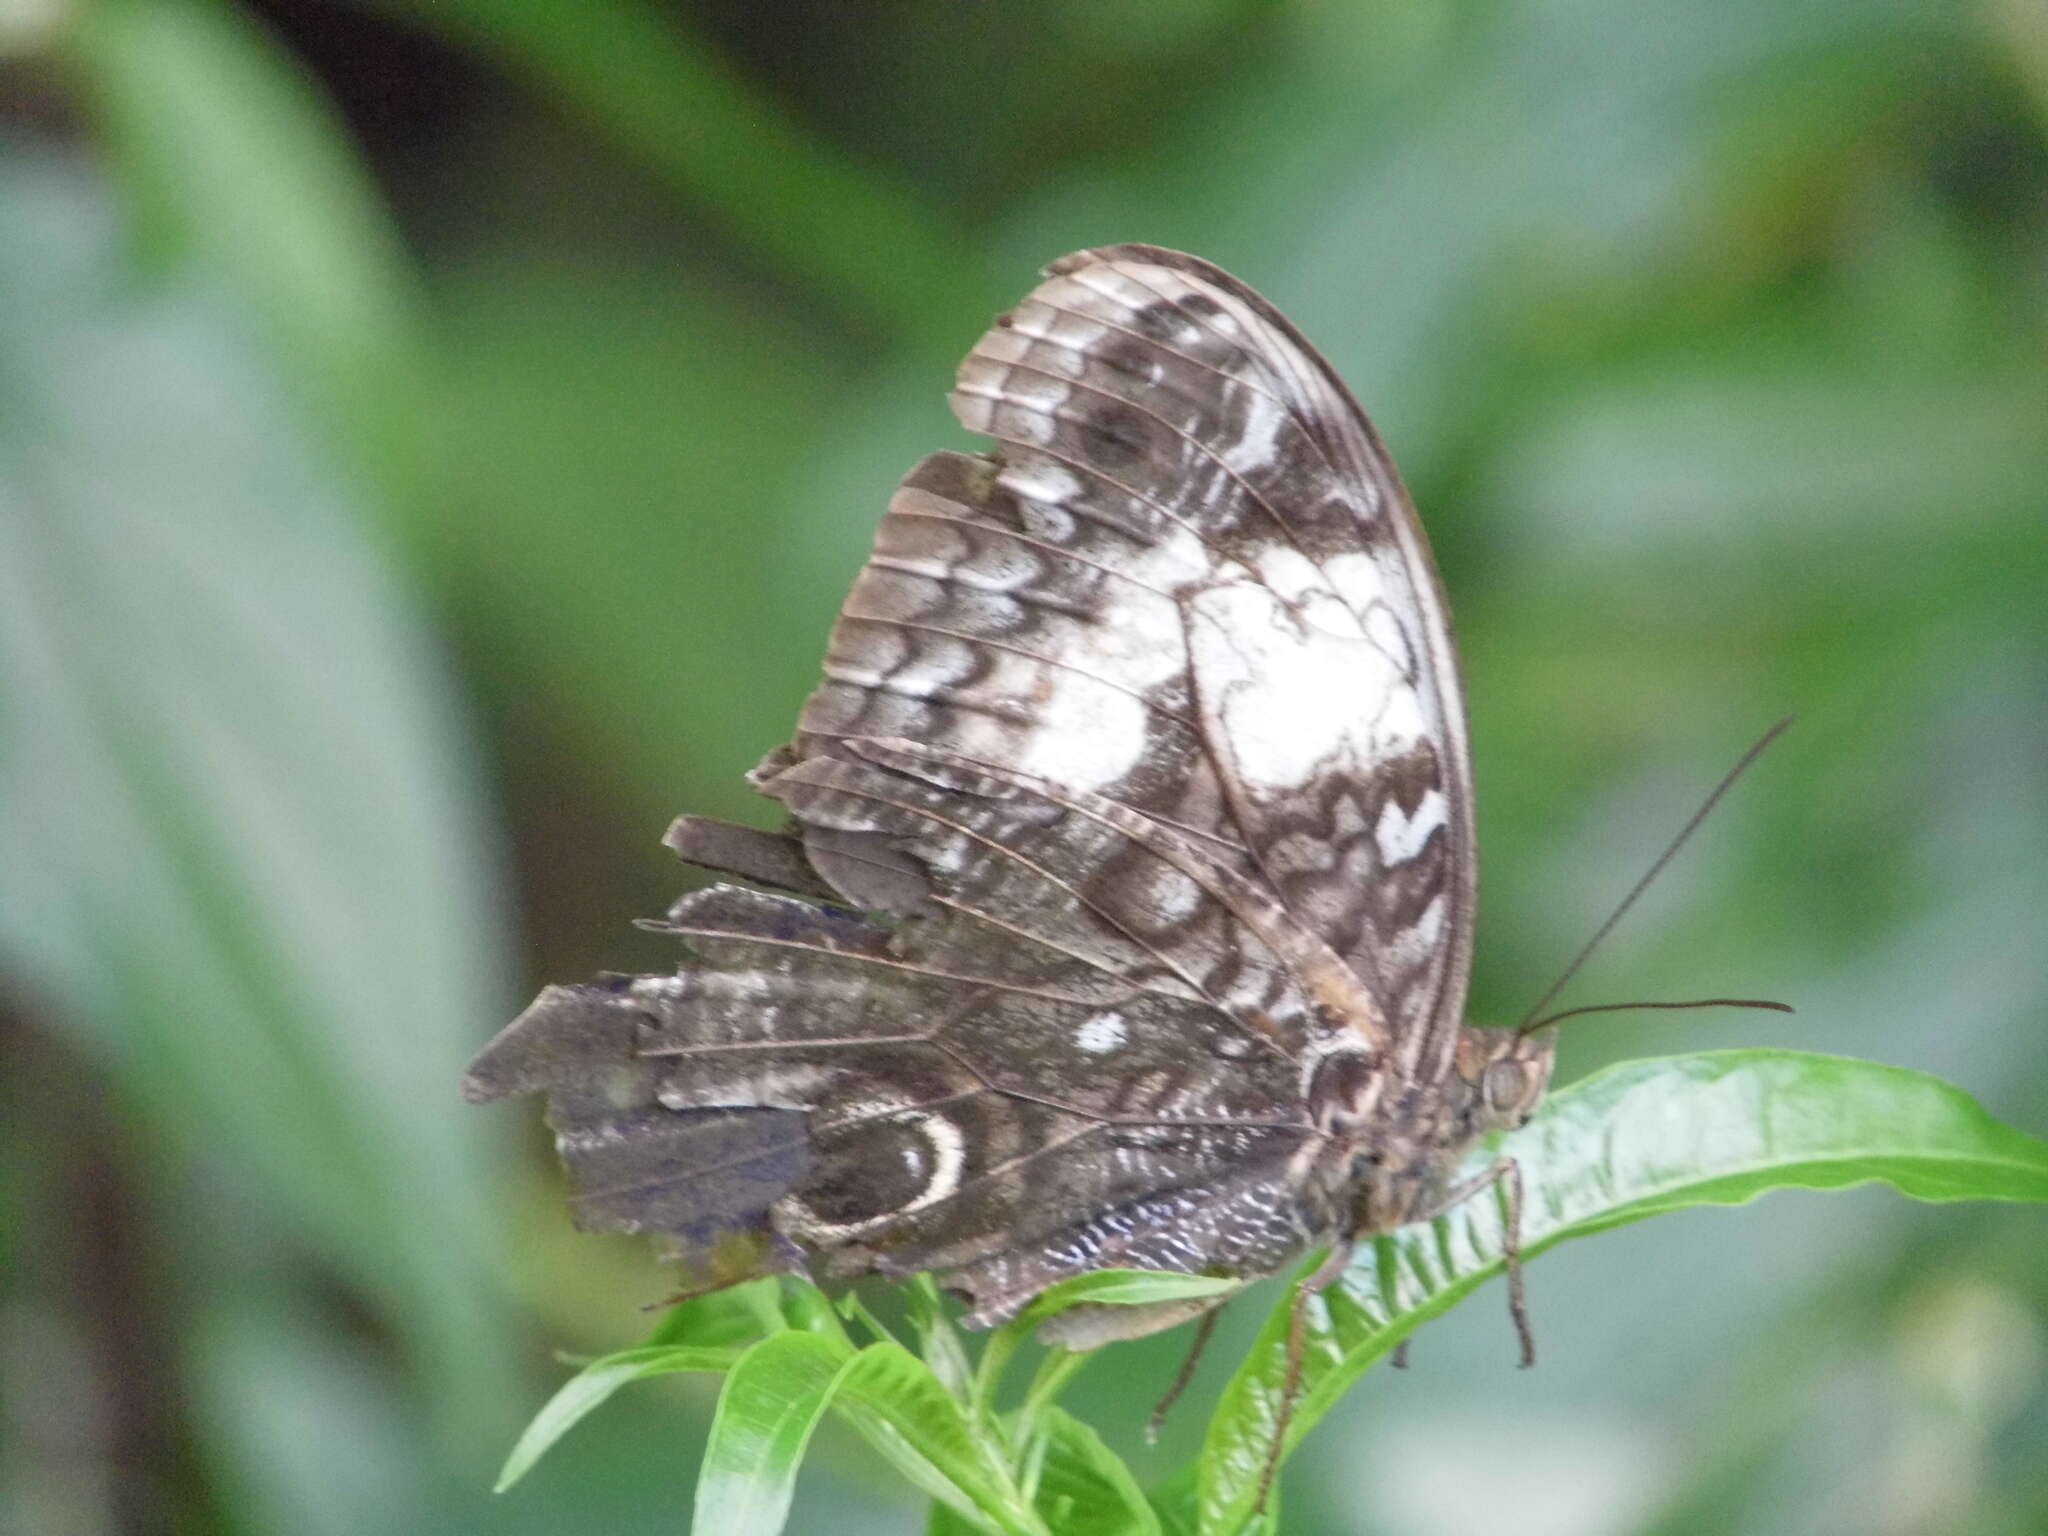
[505,772,1352,1320]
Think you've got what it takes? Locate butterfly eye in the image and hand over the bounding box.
[1481,1059,1530,1119]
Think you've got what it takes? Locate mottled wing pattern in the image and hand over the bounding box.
[786,245,1475,1076]
[471,740,1369,1327]
[465,246,1485,1335]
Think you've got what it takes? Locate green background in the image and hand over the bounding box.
[3,1,2044,1531]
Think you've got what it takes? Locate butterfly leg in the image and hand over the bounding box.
[1254,1239,1356,1515]
[1146,1302,1226,1444]
[1427,1156,1533,1366]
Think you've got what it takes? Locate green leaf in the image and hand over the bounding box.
[694,1330,853,1536]
[971,1270,1243,1421]
[1195,1050,2048,1534]
[1148,1472,1197,1536]
[644,1278,786,1352]
[494,1346,735,1492]
[1148,1469,1276,1536]
[835,1288,903,1349]
[1014,1271,1245,1332]
[829,1343,1046,1536]
[1025,1406,1160,1536]
[780,1277,852,1341]
[906,1275,975,1404]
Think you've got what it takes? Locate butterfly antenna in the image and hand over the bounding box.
[1521,997,1792,1034]
[1513,718,1794,1037]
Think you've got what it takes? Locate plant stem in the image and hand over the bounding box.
[970,1322,1025,1424]
[1016,1347,1090,1430]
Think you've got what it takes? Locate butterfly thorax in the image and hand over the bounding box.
[1309,1026,1555,1239]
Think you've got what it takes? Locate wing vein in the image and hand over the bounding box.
[648,926,1181,1009]
[805,771,1303,1053]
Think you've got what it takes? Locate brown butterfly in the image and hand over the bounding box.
[466,246,1560,1489]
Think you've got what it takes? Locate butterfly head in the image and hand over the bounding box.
[1451,1026,1556,1138]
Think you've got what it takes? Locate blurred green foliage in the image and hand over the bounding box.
[2,1,2045,1533]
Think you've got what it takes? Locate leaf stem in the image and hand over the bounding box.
[1015,1347,1090,1431]
[970,1323,1025,1426]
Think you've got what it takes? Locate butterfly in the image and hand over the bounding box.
[465,246,1557,1469]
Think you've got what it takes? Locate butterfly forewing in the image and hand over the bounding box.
[790,245,1475,1078]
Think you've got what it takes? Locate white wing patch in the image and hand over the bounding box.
[1011,685,1151,791]
[1000,455,1083,509]
[1374,788,1445,867]
[986,515,1204,794]
[1074,1011,1129,1055]
[1185,579,1425,797]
